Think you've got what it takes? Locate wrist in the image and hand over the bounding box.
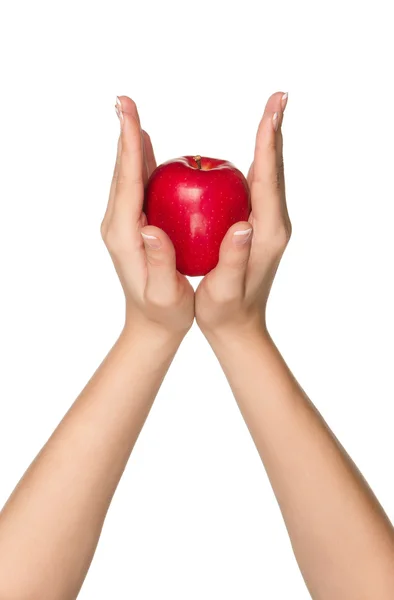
[201,325,281,385]
[200,316,269,349]
[121,319,186,355]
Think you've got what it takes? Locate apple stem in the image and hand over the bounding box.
[193,155,202,170]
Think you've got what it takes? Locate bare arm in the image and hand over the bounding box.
[208,331,394,599]
[196,92,394,599]
[0,330,183,599]
[0,96,194,600]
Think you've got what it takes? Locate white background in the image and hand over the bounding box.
[1,0,393,598]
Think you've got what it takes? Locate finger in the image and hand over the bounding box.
[142,130,157,178]
[112,96,145,229]
[251,91,289,226]
[209,222,253,296]
[102,134,122,230]
[117,96,149,185]
[140,225,178,301]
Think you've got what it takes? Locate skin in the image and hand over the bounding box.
[0,97,194,600]
[196,92,394,599]
[0,93,393,599]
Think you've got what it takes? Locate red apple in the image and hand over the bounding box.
[144,155,251,276]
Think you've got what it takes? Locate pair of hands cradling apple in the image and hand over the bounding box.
[101,93,291,344]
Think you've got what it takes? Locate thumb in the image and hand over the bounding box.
[140,226,178,300]
[212,222,253,291]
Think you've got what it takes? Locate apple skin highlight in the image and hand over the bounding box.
[144,155,251,276]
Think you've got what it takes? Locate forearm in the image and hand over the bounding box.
[0,326,181,600]
[209,329,394,599]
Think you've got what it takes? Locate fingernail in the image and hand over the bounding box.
[272,112,279,132]
[115,96,124,126]
[281,92,288,111]
[141,232,161,249]
[233,228,253,245]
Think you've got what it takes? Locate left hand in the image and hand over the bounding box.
[101,96,194,340]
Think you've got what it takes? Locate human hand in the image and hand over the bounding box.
[195,92,291,341]
[101,97,194,340]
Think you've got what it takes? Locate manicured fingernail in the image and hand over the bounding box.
[115,97,124,126]
[272,112,279,132]
[141,232,161,249]
[281,92,288,111]
[233,228,253,245]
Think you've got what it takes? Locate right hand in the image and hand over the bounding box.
[101,97,194,341]
[195,92,291,341]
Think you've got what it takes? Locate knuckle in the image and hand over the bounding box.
[207,281,241,305]
[266,138,277,154]
[145,288,177,310]
[131,174,144,186]
[270,174,279,190]
[268,163,284,191]
[102,226,130,256]
[115,169,144,189]
[112,170,127,188]
[276,159,285,189]
[271,224,291,253]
